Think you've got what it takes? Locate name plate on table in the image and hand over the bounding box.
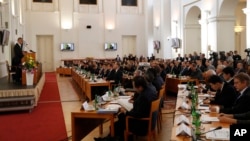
[177,101,190,110]
[176,115,190,125]
[82,101,95,111]
[176,123,191,136]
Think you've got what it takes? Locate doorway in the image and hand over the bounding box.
[122,35,136,57]
[36,35,54,72]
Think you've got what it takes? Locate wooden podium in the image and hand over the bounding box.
[21,52,41,85]
[21,52,36,63]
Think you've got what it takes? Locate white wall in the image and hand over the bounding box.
[0,0,247,78]
[23,0,147,68]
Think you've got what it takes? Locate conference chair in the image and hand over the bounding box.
[6,60,16,82]
[124,98,161,141]
[157,86,165,133]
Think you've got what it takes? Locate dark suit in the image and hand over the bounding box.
[114,84,158,137]
[176,57,183,62]
[13,43,24,65]
[106,69,115,80]
[234,111,250,124]
[152,75,164,92]
[189,68,203,80]
[210,83,237,108]
[106,68,123,85]
[220,87,250,114]
[113,68,123,84]
[179,67,189,76]
[13,43,24,82]
[226,78,234,86]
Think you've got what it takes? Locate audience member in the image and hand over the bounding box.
[207,75,237,108]
[113,76,157,139]
[222,66,235,86]
[211,73,250,114]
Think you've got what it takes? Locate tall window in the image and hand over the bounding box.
[33,0,52,3]
[80,0,97,5]
[122,0,137,6]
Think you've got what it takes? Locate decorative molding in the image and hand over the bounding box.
[208,16,235,23]
[184,24,201,29]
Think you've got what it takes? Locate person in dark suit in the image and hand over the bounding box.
[222,66,235,86]
[233,50,242,69]
[176,53,183,62]
[113,62,123,84]
[114,76,158,139]
[12,37,24,83]
[207,75,237,108]
[211,73,250,114]
[219,111,250,124]
[106,62,123,85]
[189,62,203,81]
[235,62,246,75]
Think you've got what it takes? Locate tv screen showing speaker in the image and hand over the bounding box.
[2,30,10,46]
[104,43,117,51]
[60,43,74,51]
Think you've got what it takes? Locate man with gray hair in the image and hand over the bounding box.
[216,64,226,79]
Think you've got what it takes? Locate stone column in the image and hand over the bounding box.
[243,1,250,49]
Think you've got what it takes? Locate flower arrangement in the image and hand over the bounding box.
[23,56,36,73]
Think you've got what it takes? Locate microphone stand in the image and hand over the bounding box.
[192,126,222,141]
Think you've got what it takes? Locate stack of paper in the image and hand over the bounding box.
[117,99,133,111]
[97,104,121,114]
[201,115,219,122]
[206,128,229,140]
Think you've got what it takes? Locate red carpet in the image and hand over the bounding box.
[0,72,67,141]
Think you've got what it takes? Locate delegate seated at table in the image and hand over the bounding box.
[114,76,157,139]
[206,75,237,108]
[210,73,250,114]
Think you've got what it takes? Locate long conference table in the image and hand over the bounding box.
[170,86,230,141]
[165,76,198,95]
[72,69,111,100]
[71,109,115,141]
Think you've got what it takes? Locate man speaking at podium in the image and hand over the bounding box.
[12,37,24,83]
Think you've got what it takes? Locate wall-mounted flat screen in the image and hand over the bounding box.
[104,43,117,51]
[60,43,74,51]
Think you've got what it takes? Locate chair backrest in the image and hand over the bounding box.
[6,60,10,72]
[149,98,161,131]
[158,87,165,99]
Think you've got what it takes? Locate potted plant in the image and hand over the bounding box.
[22,56,37,85]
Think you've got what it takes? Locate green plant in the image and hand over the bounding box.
[23,56,36,72]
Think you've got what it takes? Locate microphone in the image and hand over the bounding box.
[200,126,222,135]
[192,126,222,140]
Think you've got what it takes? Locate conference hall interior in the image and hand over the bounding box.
[0,0,249,141]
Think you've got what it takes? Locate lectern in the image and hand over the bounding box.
[21,52,36,63]
[21,52,38,85]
